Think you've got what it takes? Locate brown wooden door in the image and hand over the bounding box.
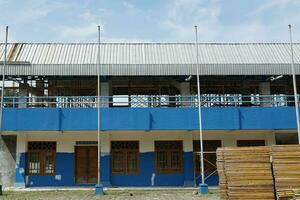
[75,146,98,184]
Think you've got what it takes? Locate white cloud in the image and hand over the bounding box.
[16,0,68,23]
[159,0,300,42]
[160,0,221,41]
[123,1,143,16]
[60,23,99,41]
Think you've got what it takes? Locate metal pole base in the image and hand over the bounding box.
[95,184,104,195]
[198,183,208,195]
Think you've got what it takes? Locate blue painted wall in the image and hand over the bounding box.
[27,153,75,187]
[2,107,298,131]
[110,152,194,187]
[16,152,198,187]
[15,153,26,187]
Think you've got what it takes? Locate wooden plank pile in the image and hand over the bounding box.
[272,145,300,197]
[216,148,228,200]
[276,189,294,200]
[217,147,275,200]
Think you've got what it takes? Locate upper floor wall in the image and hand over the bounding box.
[2,107,298,131]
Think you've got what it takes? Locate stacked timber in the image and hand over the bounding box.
[272,145,300,194]
[219,147,275,200]
[216,148,228,200]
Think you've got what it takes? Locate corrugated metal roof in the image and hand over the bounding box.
[0,43,300,76]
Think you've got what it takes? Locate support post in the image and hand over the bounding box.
[194,26,208,195]
[0,26,8,133]
[180,82,191,107]
[95,25,104,195]
[259,82,271,107]
[288,24,300,144]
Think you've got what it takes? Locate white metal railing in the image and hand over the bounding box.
[1,94,298,108]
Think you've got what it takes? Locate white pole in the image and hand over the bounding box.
[97,25,101,186]
[194,26,205,186]
[288,24,300,144]
[0,26,8,133]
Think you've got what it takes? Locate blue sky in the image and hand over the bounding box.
[0,0,300,42]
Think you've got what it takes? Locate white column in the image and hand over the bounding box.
[183,132,194,187]
[180,82,191,107]
[18,84,29,108]
[101,82,110,107]
[100,132,110,155]
[222,134,237,147]
[265,132,276,146]
[259,82,271,107]
[100,132,111,186]
[183,132,193,152]
[15,133,27,187]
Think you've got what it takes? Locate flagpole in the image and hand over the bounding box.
[0,26,8,133]
[194,26,208,194]
[288,24,300,144]
[95,25,104,195]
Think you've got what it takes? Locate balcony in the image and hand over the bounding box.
[1,94,298,132]
[1,94,296,108]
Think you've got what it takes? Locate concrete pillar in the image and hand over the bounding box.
[140,133,155,186]
[241,81,251,106]
[259,82,271,107]
[14,133,27,187]
[0,135,17,188]
[222,134,237,147]
[180,82,191,107]
[265,132,276,146]
[101,82,110,107]
[183,132,194,187]
[18,83,29,108]
[100,132,111,186]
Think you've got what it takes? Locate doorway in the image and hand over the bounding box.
[75,146,98,184]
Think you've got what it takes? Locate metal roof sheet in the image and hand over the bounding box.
[0,43,300,76]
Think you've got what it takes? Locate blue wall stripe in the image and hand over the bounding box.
[3,107,298,131]
[15,152,203,187]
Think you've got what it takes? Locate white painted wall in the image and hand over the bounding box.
[10,130,277,155]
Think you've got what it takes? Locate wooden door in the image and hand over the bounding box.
[75,146,98,184]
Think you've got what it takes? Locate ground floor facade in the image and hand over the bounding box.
[1,130,285,187]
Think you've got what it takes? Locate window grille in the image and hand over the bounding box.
[111,141,139,174]
[155,141,183,173]
[28,142,56,176]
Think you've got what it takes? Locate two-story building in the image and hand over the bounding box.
[0,43,299,188]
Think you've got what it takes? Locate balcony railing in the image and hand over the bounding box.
[1,94,298,108]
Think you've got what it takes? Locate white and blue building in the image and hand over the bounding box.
[0,43,299,188]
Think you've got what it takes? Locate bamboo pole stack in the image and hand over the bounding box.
[272,145,300,196]
[217,147,275,200]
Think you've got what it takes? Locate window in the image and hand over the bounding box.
[28,142,56,176]
[237,140,265,147]
[155,141,183,173]
[111,141,139,174]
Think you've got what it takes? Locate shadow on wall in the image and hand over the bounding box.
[0,135,16,188]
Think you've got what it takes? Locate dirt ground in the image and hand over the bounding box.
[0,190,219,200]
